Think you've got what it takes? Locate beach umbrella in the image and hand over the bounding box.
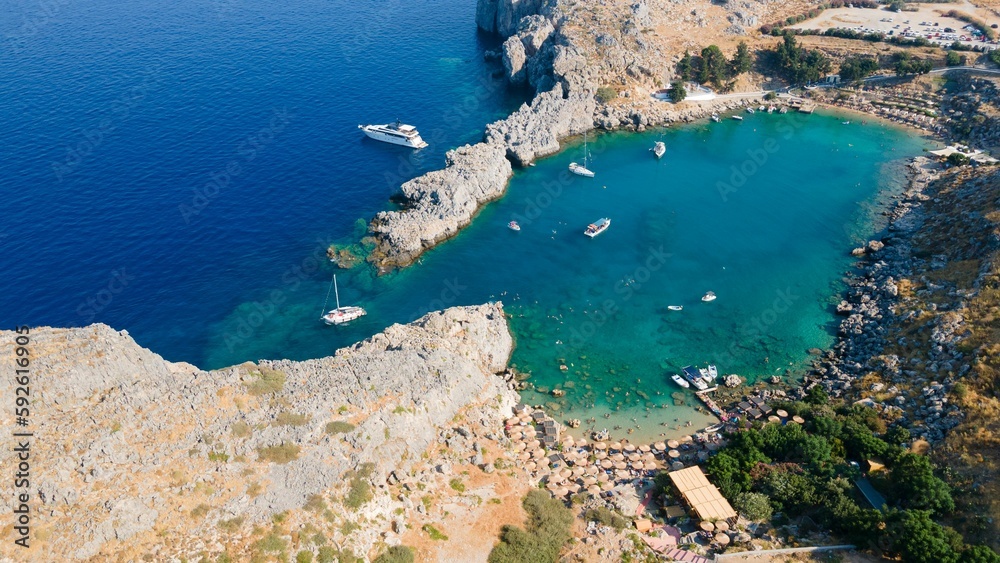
[597,473,610,483]
[524,427,537,437]
[643,452,656,462]
[553,487,568,497]
[643,461,657,471]
[631,461,644,471]
[594,441,607,450]
[667,439,680,449]
[715,521,730,532]
[559,468,572,479]
[776,409,788,418]
[583,476,597,487]
[612,453,625,462]
[715,533,730,545]
[532,448,546,459]
[628,453,641,462]
[595,451,608,460]
[562,436,576,447]
[537,456,550,467]
[700,521,715,532]
[587,484,602,496]
[639,444,652,453]
[671,461,684,471]
[526,461,537,472]
[528,439,541,449]
[568,483,581,493]
[668,450,680,459]
[505,417,519,427]
[577,438,588,448]
[601,459,613,469]
[572,466,586,478]
[767,415,780,424]
[518,451,531,461]
[679,435,693,444]
[514,442,526,452]
[601,481,615,491]
[792,415,805,424]
[624,443,636,452]
[610,442,622,451]
[614,469,629,480]
[546,482,560,491]
[614,461,628,470]
[653,441,666,451]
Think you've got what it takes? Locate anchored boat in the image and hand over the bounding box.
[584,218,610,238]
[651,141,666,159]
[671,374,690,388]
[320,274,366,325]
[358,120,428,149]
[701,291,717,302]
[682,366,709,390]
[508,220,521,231]
[569,131,595,177]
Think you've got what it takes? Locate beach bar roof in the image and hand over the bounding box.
[668,466,737,522]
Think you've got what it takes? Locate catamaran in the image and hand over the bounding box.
[651,141,666,159]
[671,374,690,388]
[569,131,595,177]
[584,218,610,238]
[320,274,366,325]
[358,120,428,149]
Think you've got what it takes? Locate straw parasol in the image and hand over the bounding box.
[612,453,626,462]
[628,453,641,462]
[668,449,680,459]
[653,441,666,451]
[700,521,715,532]
[614,461,628,470]
[595,451,608,460]
[597,472,610,482]
[554,487,568,497]
[614,469,630,481]
[792,415,805,424]
[533,448,546,459]
[528,439,541,449]
[624,443,637,452]
[767,415,780,424]
[643,461,657,471]
[572,467,586,478]
[715,521,730,532]
[594,441,607,450]
[639,444,652,453]
[667,439,680,449]
[643,452,656,462]
[671,461,684,471]
[631,461,644,471]
[715,533,731,546]
[514,442,526,451]
[610,441,622,451]
[583,476,597,487]
[601,459,613,469]
[576,438,588,448]
[776,409,788,418]
[518,451,531,461]
[559,468,572,479]
[601,480,615,491]
[587,484,602,496]
[526,461,537,472]
[679,435,693,444]
[562,436,576,447]
[568,483,581,493]
[546,481,560,491]
[505,417,519,427]
[524,427,537,437]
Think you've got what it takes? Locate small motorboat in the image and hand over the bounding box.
[682,366,709,390]
[779,107,788,114]
[667,305,683,311]
[710,114,720,123]
[768,105,776,113]
[708,365,719,379]
[652,141,666,159]
[732,115,744,121]
[758,105,766,111]
[508,221,521,231]
[671,374,690,389]
[746,107,755,114]
[701,291,717,302]
[842,120,851,125]
[704,423,724,433]
[699,367,713,383]
[584,217,611,238]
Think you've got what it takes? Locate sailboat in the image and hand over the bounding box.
[320,274,366,325]
[569,131,595,177]
[651,141,666,159]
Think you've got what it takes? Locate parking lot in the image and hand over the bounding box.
[790,2,1000,50]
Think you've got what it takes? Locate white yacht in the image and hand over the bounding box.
[701,291,717,302]
[321,275,367,325]
[569,131,595,177]
[584,218,610,238]
[707,365,719,379]
[746,107,755,114]
[732,115,744,121]
[671,374,690,389]
[652,141,666,159]
[710,114,721,123]
[358,120,428,148]
[667,305,683,311]
[508,220,521,231]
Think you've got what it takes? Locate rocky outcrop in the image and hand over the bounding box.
[0,304,516,561]
[502,35,527,84]
[487,83,596,166]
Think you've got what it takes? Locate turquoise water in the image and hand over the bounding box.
[203,110,926,439]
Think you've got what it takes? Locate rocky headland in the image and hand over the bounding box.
[0,304,537,562]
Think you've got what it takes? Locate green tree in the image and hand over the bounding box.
[888,0,906,11]
[699,45,729,86]
[731,41,753,75]
[890,454,954,515]
[991,49,1000,66]
[489,490,573,563]
[946,50,965,66]
[733,492,773,521]
[838,55,880,81]
[706,452,749,497]
[805,386,829,405]
[963,545,1000,563]
[948,152,970,166]
[884,510,964,563]
[678,51,693,81]
[884,426,911,446]
[669,81,687,103]
[760,469,816,515]
[373,546,414,563]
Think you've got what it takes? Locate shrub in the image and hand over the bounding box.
[274,412,309,426]
[422,523,449,540]
[488,490,573,563]
[596,86,618,103]
[257,443,300,464]
[218,516,244,533]
[948,152,970,166]
[208,450,230,463]
[325,421,355,435]
[231,421,251,438]
[254,530,287,554]
[244,366,286,396]
[190,503,211,518]
[584,506,628,531]
[304,494,327,513]
[669,82,686,103]
[373,546,415,563]
[449,478,466,493]
[345,470,373,510]
[734,492,773,522]
[317,547,337,563]
[946,51,965,66]
[296,551,314,563]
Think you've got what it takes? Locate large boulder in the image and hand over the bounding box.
[502,36,527,85]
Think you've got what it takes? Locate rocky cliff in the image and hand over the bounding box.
[0,304,525,562]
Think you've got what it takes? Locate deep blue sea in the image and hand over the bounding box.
[1,0,928,440]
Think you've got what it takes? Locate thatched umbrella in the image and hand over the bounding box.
[524,427,537,437]
[546,481,560,491]
[715,521,730,532]
[528,439,541,449]
[594,441,607,450]
[767,415,780,424]
[505,417,519,427]
[597,472,610,483]
[583,476,598,487]
[568,483,581,493]
[792,415,805,424]
[526,461,537,472]
[601,459,613,469]
[533,448,546,459]
[614,461,628,470]
[624,443,637,453]
[572,467,586,478]
[643,461,657,471]
[668,449,680,459]
[595,451,608,460]
[614,469,630,481]
[612,453,626,462]
[667,439,680,449]
[559,468,572,479]
[643,452,656,463]
[610,441,622,451]
[653,441,666,452]
[631,461,645,471]
[714,533,730,546]
[639,444,652,453]
[670,461,684,471]
[576,438,589,449]
[679,435,693,444]
[518,451,531,461]
[700,521,715,532]
[553,487,568,498]
[514,442,526,452]
[562,436,576,447]
[628,453,641,462]
[587,484,602,496]
[775,409,788,418]
[601,480,615,491]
